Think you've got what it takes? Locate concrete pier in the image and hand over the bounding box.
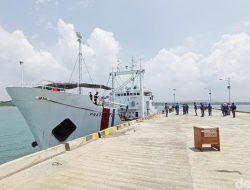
[1,110,250,190]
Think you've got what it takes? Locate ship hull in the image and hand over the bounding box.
[6,87,121,150]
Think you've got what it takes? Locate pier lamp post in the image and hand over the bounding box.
[220,77,231,104]
[173,88,176,104]
[204,88,212,104]
[19,61,24,87]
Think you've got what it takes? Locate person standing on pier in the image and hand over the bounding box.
[231,102,237,118]
[208,103,212,116]
[164,103,169,117]
[194,102,198,116]
[89,92,93,102]
[175,103,179,115]
[182,104,186,115]
[200,103,205,117]
[186,104,189,114]
[94,91,99,105]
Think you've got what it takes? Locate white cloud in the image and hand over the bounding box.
[54,19,120,84]
[0,25,68,99]
[0,19,250,102]
[144,33,250,102]
[0,25,67,82]
[209,33,250,81]
[86,28,120,82]
[0,19,120,100]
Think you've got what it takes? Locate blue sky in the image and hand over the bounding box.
[0,0,250,102]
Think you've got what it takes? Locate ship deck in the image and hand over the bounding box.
[1,110,250,190]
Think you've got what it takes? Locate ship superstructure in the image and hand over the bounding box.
[109,59,157,120]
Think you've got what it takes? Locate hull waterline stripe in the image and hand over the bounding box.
[47,99,100,112]
[45,99,120,115]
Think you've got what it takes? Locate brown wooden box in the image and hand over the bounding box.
[193,126,220,151]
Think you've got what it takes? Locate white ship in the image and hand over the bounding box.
[6,32,157,150]
[6,32,122,150]
[109,58,157,120]
[6,84,120,150]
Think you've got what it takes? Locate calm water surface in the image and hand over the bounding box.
[0,107,39,165]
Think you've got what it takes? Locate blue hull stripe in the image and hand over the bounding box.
[111,109,115,126]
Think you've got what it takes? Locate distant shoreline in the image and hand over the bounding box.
[0,101,15,107]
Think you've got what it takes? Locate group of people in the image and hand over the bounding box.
[164,103,185,116]
[89,91,99,105]
[221,102,237,118]
[165,103,189,116]
[194,102,212,117]
[182,104,189,115]
[164,102,236,118]
[164,103,175,117]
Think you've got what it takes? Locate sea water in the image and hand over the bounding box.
[0,107,39,165]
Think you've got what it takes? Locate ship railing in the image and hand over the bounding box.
[40,85,65,92]
[104,100,126,108]
[5,81,66,92]
[38,80,68,92]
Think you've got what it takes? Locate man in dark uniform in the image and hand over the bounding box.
[182,104,186,115]
[164,103,169,117]
[89,92,93,102]
[186,104,189,114]
[231,102,237,118]
[175,103,179,115]
[194,102,198,116]
[208,103,212,116]
[94,91,98,105]
[200,103,205,117]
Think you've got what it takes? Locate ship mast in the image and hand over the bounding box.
[76,32,82,95]
[139,63,144,117]
[109,60,145,117]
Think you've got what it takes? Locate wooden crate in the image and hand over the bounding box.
[193,126,220,151]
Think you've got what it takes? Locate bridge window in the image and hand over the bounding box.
[144,92,152,96]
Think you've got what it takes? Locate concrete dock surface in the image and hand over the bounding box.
[1,110,250,190]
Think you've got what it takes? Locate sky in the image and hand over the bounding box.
[0,0,250,102]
